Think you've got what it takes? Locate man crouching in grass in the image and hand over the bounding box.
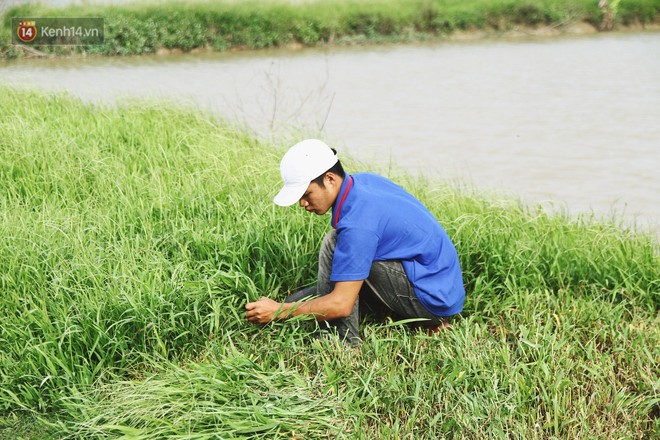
[245,139,465,346]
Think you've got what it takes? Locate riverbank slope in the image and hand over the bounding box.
[1,86,658,438]
[1,0,658,58]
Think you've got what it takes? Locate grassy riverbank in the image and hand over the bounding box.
[0,86,658,438]
[1,0,659,58]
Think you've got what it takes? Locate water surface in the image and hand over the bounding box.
[1,32,658,233]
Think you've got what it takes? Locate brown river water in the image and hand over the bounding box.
[1,32,658,234]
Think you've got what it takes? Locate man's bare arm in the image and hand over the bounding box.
[245,280,364,324]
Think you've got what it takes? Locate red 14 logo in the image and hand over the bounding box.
[17,20,37,43]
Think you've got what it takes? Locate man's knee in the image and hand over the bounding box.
[321,229,337,249]
[320,230,337,260]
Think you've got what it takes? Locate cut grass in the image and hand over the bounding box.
[0,86,658,438]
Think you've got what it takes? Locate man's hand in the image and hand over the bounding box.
[245,297,287,324]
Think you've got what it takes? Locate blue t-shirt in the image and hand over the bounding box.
[330,173,465,316]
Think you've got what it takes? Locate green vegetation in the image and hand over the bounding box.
[1,0,659,58]
[0,86,658,438]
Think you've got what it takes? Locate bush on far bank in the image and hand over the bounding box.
[1,0,658,58]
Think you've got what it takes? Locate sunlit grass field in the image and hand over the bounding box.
[0,86,658,438]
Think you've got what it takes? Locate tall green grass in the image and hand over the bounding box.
[0,86,658,438]
[2,0,658,58]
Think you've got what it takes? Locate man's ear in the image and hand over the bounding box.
[324,172,339,188]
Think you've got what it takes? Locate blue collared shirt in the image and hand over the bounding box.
[330,173,465,316]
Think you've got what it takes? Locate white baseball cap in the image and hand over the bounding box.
[273,139,339,206]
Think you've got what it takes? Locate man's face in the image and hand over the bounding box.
[299,176,337,215]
